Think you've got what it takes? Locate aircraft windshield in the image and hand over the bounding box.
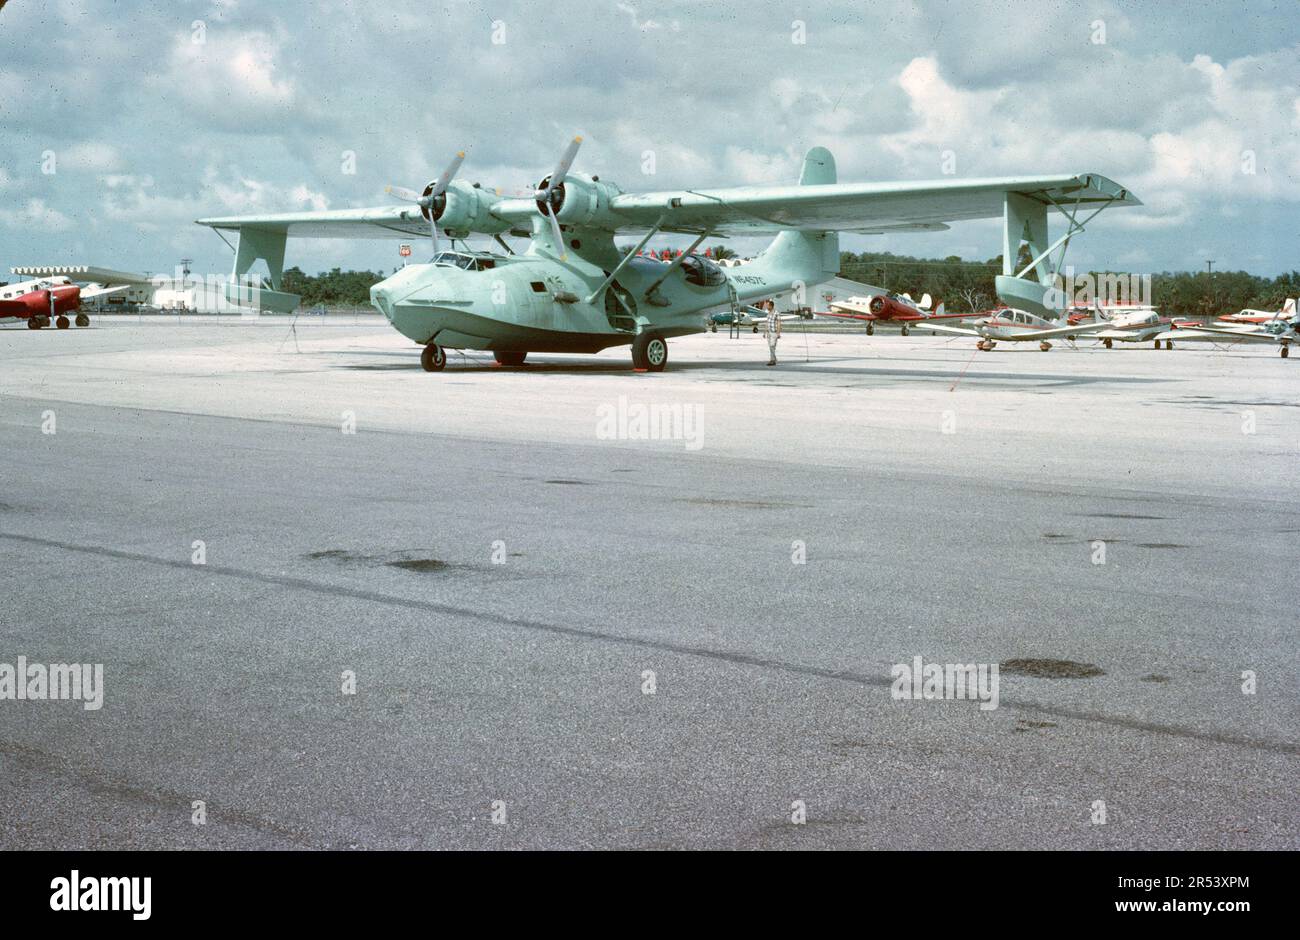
[680,254,727,287]
[430,251,495,271]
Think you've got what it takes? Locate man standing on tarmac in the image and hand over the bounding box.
[764,300,781,366]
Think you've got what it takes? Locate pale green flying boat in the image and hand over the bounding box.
[197,139,1139,372]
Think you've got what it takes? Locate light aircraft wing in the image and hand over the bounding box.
[914,322,982,337]
[198,172,1139,239]
[1013,321,1111,341]
[1156,325,1283,344]
[80,284,132,300]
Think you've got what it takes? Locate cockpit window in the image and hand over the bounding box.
[680,253,727,287]
[429,250,496,271]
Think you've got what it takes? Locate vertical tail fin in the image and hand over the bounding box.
[738,147,839,303]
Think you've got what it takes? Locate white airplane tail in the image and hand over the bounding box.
[1283,298,1296,315]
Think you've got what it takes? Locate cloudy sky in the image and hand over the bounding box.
[1,0,1296,282]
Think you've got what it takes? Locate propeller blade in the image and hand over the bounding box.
[430,216,439,256]
[547,207,566,261]
[385,184,424,203]
[429,151,466,198]
[536,135,582,198]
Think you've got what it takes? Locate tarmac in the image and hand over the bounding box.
[1,315,1296,849]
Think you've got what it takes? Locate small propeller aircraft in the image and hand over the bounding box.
[0,276,127,329]
[1066,304,1183,349]
[822,291,970,335]
[921,306,1114,351]
[1216,297,1297,327]
[1154,309,1300,357]
[197,139,1138,372]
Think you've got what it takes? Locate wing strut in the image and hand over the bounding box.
[584,214,667,305]
[644,230,711,303]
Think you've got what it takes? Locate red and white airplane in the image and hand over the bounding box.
[1217,297,1296,327]
[0,276,127,329]
[822,291,973,335]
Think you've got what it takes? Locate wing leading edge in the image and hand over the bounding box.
[197,169,1139,239]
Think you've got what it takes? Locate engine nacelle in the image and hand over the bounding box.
[868,294,909,318]
[430,180,512,237]
[535,173,624,230]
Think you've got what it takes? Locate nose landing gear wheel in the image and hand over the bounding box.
[1039,341,1052,351]
[420,343,447,372]
[632,333,668,372]
[56,315,70,329]
[493,351,527,367]
[75,313,89,327]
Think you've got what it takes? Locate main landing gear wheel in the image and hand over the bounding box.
[420,343,447,372]
[1165,340,1174,350]
[978,340,993,351]
[1152,339,1160,349]
[709,323,717,333]
[901,324,910,336]
[866,322,875,336]
[632,333,668,372]
[1103,338,1114,349]
[1039,341,1052,352]
[56,315,70,329]
[75,313,89,327]
[27,317,41,330]
[493,350,527,367]
[752,325,758,333]
[1282,346,1290,358]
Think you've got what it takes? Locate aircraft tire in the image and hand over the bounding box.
[752,325,758,333]
[75,313,90,327]
[1282,346,1290,358]
[494,351,527,367]
[27,317,41,330]
[901,324,910,336]
[866,323,874,336]
[1103,338,1113,349]
[632,333,668,372]
[420,343,447,372]
[56,316,70,329]
[710,324,716,333]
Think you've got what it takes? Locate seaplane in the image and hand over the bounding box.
[196,139,1138,372]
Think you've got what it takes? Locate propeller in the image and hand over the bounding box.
[386,150,466,256]
[534,136,582,260]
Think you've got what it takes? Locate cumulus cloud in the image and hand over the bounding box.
[0,1,1295,276]
[0,199,74,234]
